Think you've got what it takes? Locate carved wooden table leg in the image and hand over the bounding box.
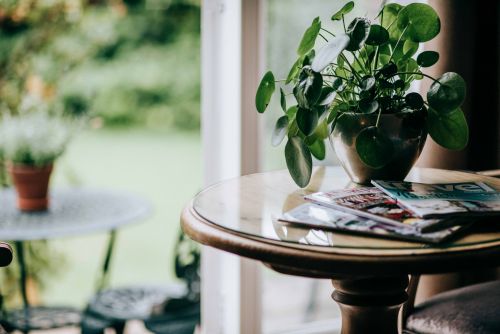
[332,275,409,334]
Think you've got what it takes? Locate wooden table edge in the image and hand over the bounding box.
[181,203,500,277]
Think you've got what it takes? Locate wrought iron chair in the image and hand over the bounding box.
[0,242,14,334]
[402,169,500,334]
[81,230,200,334]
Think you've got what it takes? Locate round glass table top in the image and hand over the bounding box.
[193,167,500,255]
[0,188,152,241]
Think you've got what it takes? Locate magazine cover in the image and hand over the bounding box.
[278,203,465,244]
[304,187,454,232]
[372,180,500,218]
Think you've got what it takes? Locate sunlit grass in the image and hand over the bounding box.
[44,127,201,307]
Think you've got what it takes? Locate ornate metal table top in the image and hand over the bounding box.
[0,188,152,241]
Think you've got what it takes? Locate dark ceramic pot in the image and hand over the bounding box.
[7,163,53,212]
[330,111,427,185]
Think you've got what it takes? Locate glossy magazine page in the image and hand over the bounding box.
[304,187,452,232]
[278,203,465,244]
[372,180,500,218]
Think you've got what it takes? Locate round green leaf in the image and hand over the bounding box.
[402,39,419,59]
[286,105,298,120]
[285,137,312,187]
[379,62,397,77]
[297,17,321,56]
[286,56,304,84]
[308,139,326,160]
[360,76,376,91]
[381,3,404,42]
[366,25,389,46]
[255,71,275,113]
[417,51,439,67]
[331,77,343,91]
[397,3,441,42]
[358,99,379,114]
[296,108,318,136]
[272,115,289,147]
[405,92,424,109]
[355,126,394,168]
[331,1,354,21]
[293,67,323,109]
[427,72,466,113]
[427,107,468,150]
[280,88,287,112]
[311,34,350,72]
[318,87,336,106]
[346,17,370,51]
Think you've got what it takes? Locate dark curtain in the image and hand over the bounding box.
[415,0,500,304]
[416,0,500,170]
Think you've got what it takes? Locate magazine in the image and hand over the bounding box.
[304,187,455,232]
[372,180,500,218]
[278,203,465,244]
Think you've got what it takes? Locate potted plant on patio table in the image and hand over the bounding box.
[0,96,75,211]
[255,1,468,186]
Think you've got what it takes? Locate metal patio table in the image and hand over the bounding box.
[0,187,151,333]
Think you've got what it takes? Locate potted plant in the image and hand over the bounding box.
[0,97,75,211]
[255,2,468,186]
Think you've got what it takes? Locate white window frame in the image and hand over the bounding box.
[201,0,264,333]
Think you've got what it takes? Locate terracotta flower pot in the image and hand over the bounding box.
[7,163,54,212]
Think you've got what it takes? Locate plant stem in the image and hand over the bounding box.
[373,46,380,72]
[342,14,347,32]
[339,53,361,82]
[390,72,441,85]
[319,33,329,43]
[388,24,408,63]
[375,108,383,127]
[321,28,336,37]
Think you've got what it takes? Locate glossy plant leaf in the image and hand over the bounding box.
[346,18,370,51]
[355,126,394,168]
[358,99,379,114]
[397,3,440,42]
[379,62,397,77]
[293,67,323,109]
[366,25,389,46]
[285,136,312,187]
[318,87,336,106]
[272,115,289,147]
[427,72,466,113]
[255,71,275,113]
[308,139,326,160]
[405,92,424,109]
[297,17,321,56]
[331,1,354,21]
[280,88,286,112]
[417,51,439,67]
[286,56,304,84]
[427,108,468,150]
[311,34,350,72]
[360,76,376,91]
[381,3,404,42]
[286,105,298,120]
[296,108,318,136]
[402,39,419,59]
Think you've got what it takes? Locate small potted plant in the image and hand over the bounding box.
[255,2,468,186]
[0,96,75,211]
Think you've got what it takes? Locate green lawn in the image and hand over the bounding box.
[43,127,201,307]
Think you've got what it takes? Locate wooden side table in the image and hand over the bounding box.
[181,167,500,334]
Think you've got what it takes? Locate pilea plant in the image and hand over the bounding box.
[255,2,468,187]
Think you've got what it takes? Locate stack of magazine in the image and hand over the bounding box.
[278,181,500,244]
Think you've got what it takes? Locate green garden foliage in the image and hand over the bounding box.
[0,0,201,130]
